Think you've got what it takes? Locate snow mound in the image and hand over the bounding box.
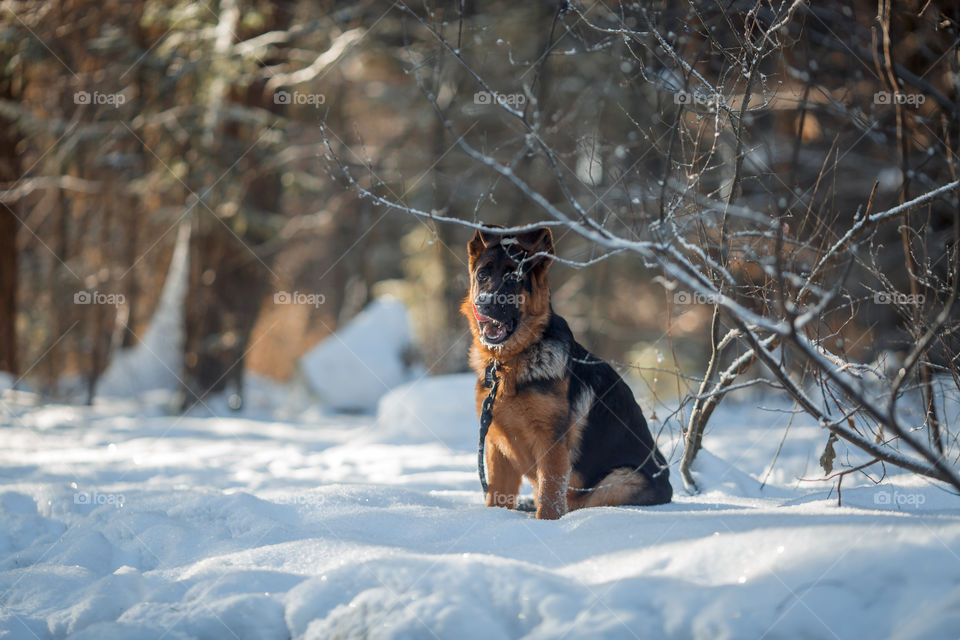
[299,297,417,412]
[285,555,583,640]
[373,373,476,446]
[687,449,795,500]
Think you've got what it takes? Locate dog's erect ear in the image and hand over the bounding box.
[467,230,487,261]
[467,225,506,262]
[514,227,554,270]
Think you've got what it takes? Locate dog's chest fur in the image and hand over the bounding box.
[514,338,567,386]
[474,337,578,480]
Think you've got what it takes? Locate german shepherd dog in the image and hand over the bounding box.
[463,226,672,519]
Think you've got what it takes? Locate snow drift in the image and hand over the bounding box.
[299,297,418,413]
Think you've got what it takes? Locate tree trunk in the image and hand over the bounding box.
[0,69,21,376]
[180,0,278,410]
[182,224,269,409]
[0,208,16,376]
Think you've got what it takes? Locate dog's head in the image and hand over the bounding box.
[463,226,554,350]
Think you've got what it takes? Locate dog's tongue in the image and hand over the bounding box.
[473,304,491,324]
[483,320,507,342]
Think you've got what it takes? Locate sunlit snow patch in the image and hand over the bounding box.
[299,297,420,412]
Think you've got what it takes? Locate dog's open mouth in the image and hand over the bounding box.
[478,317,515,345]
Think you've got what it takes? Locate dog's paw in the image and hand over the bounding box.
[535,507,564,520]
[535,500,567,519]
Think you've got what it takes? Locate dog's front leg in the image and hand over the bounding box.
[534,447,569,520]
[485,442,521,509]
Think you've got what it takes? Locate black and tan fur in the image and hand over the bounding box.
[463,227,671,520]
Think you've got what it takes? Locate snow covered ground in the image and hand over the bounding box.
[2,371,959,640]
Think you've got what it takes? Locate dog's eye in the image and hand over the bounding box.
[476,268,491,282]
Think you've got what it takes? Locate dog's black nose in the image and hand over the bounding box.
[473,303,494,321]
[474,293,496,314]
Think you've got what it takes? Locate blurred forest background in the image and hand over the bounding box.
[0,0,957,444]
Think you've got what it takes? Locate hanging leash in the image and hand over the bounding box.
[477,360,500,495]
[477,360,537,512]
